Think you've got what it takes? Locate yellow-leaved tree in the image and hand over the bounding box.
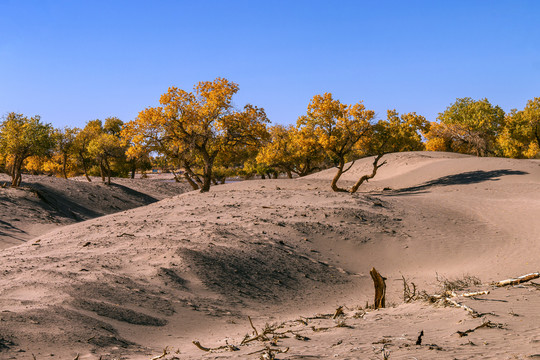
[256,125,324,178]
[497,97,540,158]
[298,93,375,192]
[0,112,54,187]
[51,126,79,179]
[125,78,269,192]
[87,117,127,185]
[73,120,102,182]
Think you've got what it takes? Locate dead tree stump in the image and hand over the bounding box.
[370,267,386,309]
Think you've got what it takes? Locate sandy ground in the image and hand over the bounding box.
[0,174,191,249]
[0,151,539,359]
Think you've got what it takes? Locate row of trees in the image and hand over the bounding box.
[0,115,151,187]
[1,77,539,192]
[426,97,540,158]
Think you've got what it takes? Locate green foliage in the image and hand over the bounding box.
[429,97,505,156]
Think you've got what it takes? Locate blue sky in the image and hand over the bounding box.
[1,1,539,128]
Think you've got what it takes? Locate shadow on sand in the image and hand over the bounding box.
[387,169,528,196]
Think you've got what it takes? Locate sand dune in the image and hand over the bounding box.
[0,175,191,249]
[0,152,539,359]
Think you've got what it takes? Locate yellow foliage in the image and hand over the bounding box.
[125,78,269,191]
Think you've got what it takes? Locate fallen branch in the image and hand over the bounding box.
[117,233,135,237]
[241,319,282,345]
[311,325,330,332]
[192,340,238,352]
[249,316,259,336]
[494,272,540,287]
[444,298,479,317]
[462,290,490,297]
[150,348,168,360]
[332,306,344,319]
[260,345,289,360]
[457,319,504,337]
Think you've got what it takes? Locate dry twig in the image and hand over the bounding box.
[457,319,504,337]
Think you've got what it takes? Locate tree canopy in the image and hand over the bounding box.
[0,113,54,187]
[125,78,269,192]
[297,93,375,191]
[426,97,505,156]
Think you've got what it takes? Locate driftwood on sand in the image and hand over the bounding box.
[493,272,540,287]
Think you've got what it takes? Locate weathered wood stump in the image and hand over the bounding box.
[370,267,386,309]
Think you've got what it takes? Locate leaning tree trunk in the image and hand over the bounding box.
[331,158,346,192]
[80,153,92,182]
[349,154,386,193]
[184,173,199,190]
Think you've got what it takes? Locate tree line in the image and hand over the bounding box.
[1,77,539,191]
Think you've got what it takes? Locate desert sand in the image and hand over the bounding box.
[0,151,539,359]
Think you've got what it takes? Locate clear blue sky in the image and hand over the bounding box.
[1,0,539,128]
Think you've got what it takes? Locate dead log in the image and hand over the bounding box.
[462,290,489,297]
[370,267,386,309]
[494,272,540,287]
[444,298,479,317]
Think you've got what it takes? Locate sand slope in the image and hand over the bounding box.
[0,152,539,359]
[0,175,191,249]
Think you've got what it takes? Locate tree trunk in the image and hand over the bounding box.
[99,159,106,183]
[370,267,386,309]
[286,170,292,179]
[331,158,347,192]
[130,163,136,179]
[80,153,92,182]
[10,157,24,188]
[184,163,203,187]
[104,158,111,185]
[349,154,386,193]
[62,154,68,179]
[201,161,213,192]
[184,173,199,190]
